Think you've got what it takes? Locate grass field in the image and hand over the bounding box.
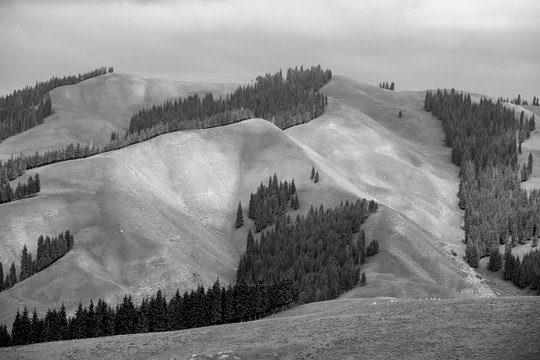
[1,296,538,360]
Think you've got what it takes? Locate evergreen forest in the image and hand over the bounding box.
[424,90,540,290]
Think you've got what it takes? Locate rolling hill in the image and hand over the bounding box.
[0,74,511,329]
[0,73,239,160]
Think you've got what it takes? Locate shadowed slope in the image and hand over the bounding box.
[0,73,239,160]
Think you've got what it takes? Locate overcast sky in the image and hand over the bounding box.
[1,0,539,100]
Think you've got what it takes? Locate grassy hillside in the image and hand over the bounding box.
[0,73,239,160]
[2,296,538,359]
[0,74,502,329]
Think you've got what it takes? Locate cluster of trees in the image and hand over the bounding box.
[0,67,109,140]
[0,173,40,204]
[425,89,540,287]
[237,198,379,304]
[127,66,331,137]
[532,96,539,106]
[501,249,540,292]
[247,174,299,232]
[0,231,73,293]
[379,82,395,91]
[310,166,320,183]
[0,277,297,347]
[104,109,254,153]
[0,142,101,185]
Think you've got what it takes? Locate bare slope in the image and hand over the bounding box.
[0,73,239,160]
[0,75,495,327]
[2,296,538,360]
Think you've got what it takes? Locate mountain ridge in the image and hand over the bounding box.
[0,74,506,328]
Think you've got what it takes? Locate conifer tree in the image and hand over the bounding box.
[503,250,515,280]
[0,324,10,347]
[487,247,502,271]
[35,173,40,193]
[310,166,315,180]
[9,262,17,287]
[398,110,403,118]
[528,152,533,176]
[360,272,367,286]
[466,243,479,268]
[235,202,244,228]
[0,262,3,290]
[314,171,320,183]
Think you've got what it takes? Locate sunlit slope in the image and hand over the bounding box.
[286,76,493,298]
[0,118,365,326]
[0,73,239,160]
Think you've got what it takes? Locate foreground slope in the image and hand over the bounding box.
[0,73,239,160]
[0,75,495,327]
[2,296,538,360]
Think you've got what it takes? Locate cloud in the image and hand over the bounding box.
[0,0,538,100]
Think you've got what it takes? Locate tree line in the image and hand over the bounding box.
[379,82,395,91]
[0,67,109,140]
[0,173,40,205]
[424,89,540,290]
[0,231,73,293]
[0,277,296,347]
[127,65,331,136]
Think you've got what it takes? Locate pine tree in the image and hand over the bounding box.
[398,110,403,118]
[20,244,30,281]
[528,152,533,175]
[0,324,11,347]
[0,262,3,290]
[466,243,479,268]
[290,178,296,194]
[360,272,367,286]
[34,173,40,192]
[503,250,515,280]
[235,202,244,228]
[487,248,502,271]
[9,262,17,287]
[390,82,395,91]
[310,166,315,180]
[314,171,320,183]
